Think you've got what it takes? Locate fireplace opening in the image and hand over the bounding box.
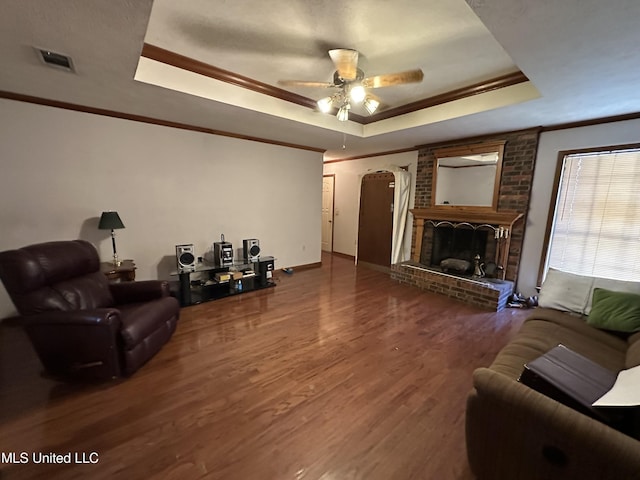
[429,227,488,271]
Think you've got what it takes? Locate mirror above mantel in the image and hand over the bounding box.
[432,140,505,211]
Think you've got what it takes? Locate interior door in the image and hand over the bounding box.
[357,172,394,267]
[321,175,335,252]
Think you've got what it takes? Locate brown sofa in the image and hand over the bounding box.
[466,307,640,479]
[0,240,180,381]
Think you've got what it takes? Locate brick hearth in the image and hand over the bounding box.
[391,262,514,311]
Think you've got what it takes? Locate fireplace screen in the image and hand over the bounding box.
[429,227,488,269]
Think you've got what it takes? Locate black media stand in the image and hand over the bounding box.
[170,256,275,307]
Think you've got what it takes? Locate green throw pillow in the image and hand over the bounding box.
[587,288,640,332]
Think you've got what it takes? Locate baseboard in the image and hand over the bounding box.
[284,261,322,272]
[357,261,391,274]
[329,252,356,262]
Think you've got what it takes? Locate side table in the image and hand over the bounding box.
[101,260,136,282]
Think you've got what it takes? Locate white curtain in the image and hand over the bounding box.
[391,169,411,264]
[356,166,412,265]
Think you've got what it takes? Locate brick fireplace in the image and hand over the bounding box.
[390,128,540,310]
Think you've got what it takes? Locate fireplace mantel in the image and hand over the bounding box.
[410,208,524,279]
[411,208,523,226]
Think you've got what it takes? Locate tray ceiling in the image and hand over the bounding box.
[2,0,640,160]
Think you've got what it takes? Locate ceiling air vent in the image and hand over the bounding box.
[36,48,75,72]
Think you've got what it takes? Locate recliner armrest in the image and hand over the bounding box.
[109,280,170,304]
[22,308,121,328]
[21,309,123,380]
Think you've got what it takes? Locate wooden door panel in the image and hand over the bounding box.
[358,172,394,267]
[321,175,334,252]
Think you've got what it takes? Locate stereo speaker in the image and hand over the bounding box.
[243,238,261,262]
[176,244,196,272]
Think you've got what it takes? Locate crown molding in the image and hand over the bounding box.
[0,91,326,153]
[540,111,640,132]
[141,44,528,126]
[142,43,319,109]
[323,147,418,163]
[141,44,369,123]
[363,72,529,124]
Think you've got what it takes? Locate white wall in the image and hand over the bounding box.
[0,99,323,318]
[322,151,418,257]
[519,118,640,296]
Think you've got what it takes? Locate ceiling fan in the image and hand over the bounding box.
[278,49,424,121]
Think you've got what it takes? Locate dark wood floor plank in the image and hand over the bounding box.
[0,253,528,479]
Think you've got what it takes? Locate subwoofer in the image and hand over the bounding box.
[255,256,274,286]
[176,244,196,272]
[243,239,260,262]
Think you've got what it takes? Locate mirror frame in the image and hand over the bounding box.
[431,140,505,211]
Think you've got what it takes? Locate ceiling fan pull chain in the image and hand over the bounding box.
[342,132,347,150]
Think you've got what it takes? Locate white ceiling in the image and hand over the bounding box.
[142,0,520,108]
[3,0,640,160]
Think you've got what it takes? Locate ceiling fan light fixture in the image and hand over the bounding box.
[280,48,423,122]
[363,96,380,115]
[317,96,333,113]
[336,103,350,122]
[349,85,366,103]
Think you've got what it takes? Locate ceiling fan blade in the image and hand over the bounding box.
[362,69,424,88]
[277,80,335,88]
[329,49,359,81]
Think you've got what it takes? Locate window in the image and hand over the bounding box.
[545,147,640,281]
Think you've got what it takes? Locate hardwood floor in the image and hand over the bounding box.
[0,253,529,479]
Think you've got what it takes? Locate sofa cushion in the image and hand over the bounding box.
[490,309,627,379]
[586,277,640,315]
[52,271,115,311]
[538,268,640,316]
[587,288,640,333]
[538,268,592,314]
[524,308,629,351]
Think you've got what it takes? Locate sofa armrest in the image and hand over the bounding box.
[109,280,170,304]
[466,367,640,480]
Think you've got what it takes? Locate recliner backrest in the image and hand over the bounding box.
[0,240,114,315]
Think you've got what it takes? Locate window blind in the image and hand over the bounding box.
[547,149,640,281]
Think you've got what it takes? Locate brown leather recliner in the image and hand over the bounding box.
[0,240,180,380]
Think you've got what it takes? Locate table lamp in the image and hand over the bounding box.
[98,211,125,266]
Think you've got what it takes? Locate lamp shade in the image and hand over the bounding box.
[317,96,333,113]
[363,96,380,115]
[336,104,350,122]
[98,211,125,230]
